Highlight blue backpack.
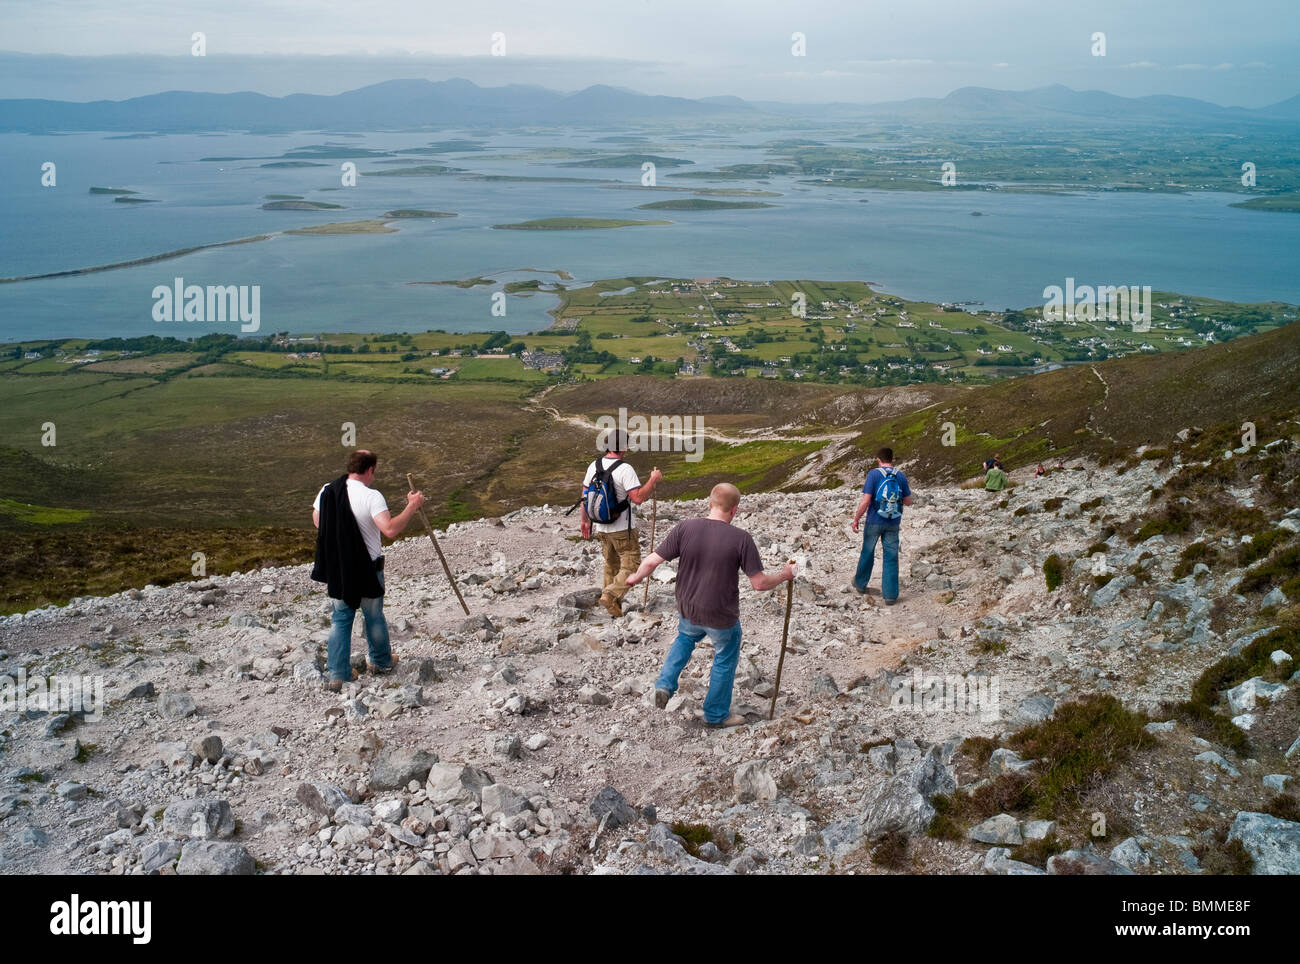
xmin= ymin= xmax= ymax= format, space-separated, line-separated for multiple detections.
xmin=873 ymin=467 xmax=904 ymax=520
xmin=583 ymin=458 xmax=631 ymax=529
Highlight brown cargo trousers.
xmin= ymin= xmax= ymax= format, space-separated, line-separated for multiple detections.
xmin=597 ymin=529 xmax=642 ymax=603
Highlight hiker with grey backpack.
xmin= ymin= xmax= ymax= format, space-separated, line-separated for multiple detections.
xmin=851 ymin=446 xmax=913 ymax=604
xmin=570 ymin=429 xmax=661 ymax=618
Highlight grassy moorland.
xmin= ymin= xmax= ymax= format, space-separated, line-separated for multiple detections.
xmin=1 ymin=278 xmax=1296 ymax=612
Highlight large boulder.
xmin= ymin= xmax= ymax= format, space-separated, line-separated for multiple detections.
xmin=969 ymin=813 xmax=1023 ymax=846
xmin=590 ymin=786 xmax=638 ymax=829
xmin=295 ymin=781 xmax=350 ymax=816
xmin=733 ymin=761 xmax=778 ymax=803
xmin=1228 ymin=812 xmax=1300 ymax=874
xmin=161 ymin=798 xmax=235 ymax=840
xmin=425 ymin=763 xmax=494 ymax=808
xmin=860 ymin=745 xmax=955 ymax=840
xmin=158 ymin=691 xmax=197 ymax=719
xmin=1046 ymin=848 xmax=1136 ymax=875
xmin=176 ymin=841 xmax=255 ymax=875
xmin=370 ymin=747 xmax=439 ymax=790
xmin=1223 ymin=677 xmax=1289 ymax=716
xmin=480 ymin=784 xmax=530 ymax=820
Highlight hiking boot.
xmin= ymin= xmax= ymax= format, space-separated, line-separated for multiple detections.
xmin=884 ymin=597 xmax=898 ymax=606
xmin=850 ymin=582 xmax=866 ymax=595
xmin=599 ymin=593 xmax=622 ymax=618
xmin=654 ymin=688 xmax=671 ymax=709
xmin=368 ymin=654 xmax=398 ymax=675
xmin=705 ymin=713 xmax=746 ymax=729
xmin=325 ymin=670 xmax=358 ymax=693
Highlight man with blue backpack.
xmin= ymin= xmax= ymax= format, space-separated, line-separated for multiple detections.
xmin=578 ymin=429 xmax=662 ymax=618
xmin=851 ymin=446 xmax=913 ymax=604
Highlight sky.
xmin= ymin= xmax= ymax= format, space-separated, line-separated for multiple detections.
xmin=0 ymin=0 xmax=1296 ymax=107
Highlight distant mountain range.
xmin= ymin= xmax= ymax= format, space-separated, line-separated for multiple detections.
xmin=1 ymin=78 xmax=1297 ymax=132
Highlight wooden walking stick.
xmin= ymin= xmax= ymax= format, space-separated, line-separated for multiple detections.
xmin=641 ymin=483 xmax=658 ymax=608
xmin=768 ymin=560 xmax=797 ymax=721
xmin=406 ymin=472 xmax=470 ymax=616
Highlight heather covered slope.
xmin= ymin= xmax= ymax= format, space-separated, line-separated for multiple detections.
xmin=831 ymin=322 xmax=1300 ymax=483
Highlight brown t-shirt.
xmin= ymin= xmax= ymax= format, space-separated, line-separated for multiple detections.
xmin=655 ymin=518 xmax=765 ymax=629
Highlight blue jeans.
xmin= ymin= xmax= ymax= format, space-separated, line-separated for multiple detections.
xmin=854 ymin=524 xmax=900 ymax=600
xmin=655 ymin=617 xmax=742 ymax=724
xmin=327 ymin=570 xmax=390 ymax=681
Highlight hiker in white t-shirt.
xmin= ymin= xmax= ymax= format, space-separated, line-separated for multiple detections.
xmin=579 ymin=430 xmax=661 ymax=618
xmin=312 ymin=450 xmax=425 ymax=691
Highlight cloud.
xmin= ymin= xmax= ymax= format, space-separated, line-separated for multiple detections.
xmin=1174 ymin=63 xmax=1208 ymax=70
xmin=992 ymin=62 xmax=1010 ymax=69
xmin=1211 ymin=62 xmax=1234 ymax=71
xmin=1121 ymin=60 xmax=1158 ymax=69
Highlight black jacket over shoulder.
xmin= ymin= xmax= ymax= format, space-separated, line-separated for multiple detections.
xmin=311 ymin=475 xmax=383 ymax=607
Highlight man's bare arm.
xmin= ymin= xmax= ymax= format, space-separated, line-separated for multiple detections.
xmin=375 ymin=491 xmax=426 ymax=540
xmin=852 ymin=493 xmax=872 ymax=531
xmin=627 ymin=468 xmax=663 ymax=506
xmin=626 ymin=552 xmax=665 ymax=586
xmin=749 ymin=562 xmax=797 ymax=592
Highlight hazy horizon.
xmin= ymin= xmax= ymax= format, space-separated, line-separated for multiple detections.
xmin=1 ymin=0 xmax=1297 ymax=107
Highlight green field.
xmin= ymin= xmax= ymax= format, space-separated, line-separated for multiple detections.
xmin=2 ymin=278 xmax=1295 ymax=612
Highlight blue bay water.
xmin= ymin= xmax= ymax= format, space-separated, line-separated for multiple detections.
xmin=1 ymin=129 xmax=1298 ymax=342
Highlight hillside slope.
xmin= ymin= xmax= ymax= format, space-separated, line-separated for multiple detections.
xmin=1 ymin=423 xmax=1297 ymax=875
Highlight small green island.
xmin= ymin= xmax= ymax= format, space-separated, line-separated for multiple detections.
xmin=362 ymin=164 xmax=462 ymax=177
xmin=89 ymin=187 xmax=137 ymax=195
xmin=1230 ymin=195 xmax=1300 ymax=213
xmin=381 ymin=209 xmax=457 ymax=218
xmin=261 ymin=200 xmax=345 ymax=211
xmin=284 ymin=220 xmax=398 ymax=235
xmin=460 ymin=174 xmax=610 ymax=184
xmin=559 ymin=154 xmax=694 ymax=169
xmin=601 ymin=185 xmax=782 ymax=198
xmin=503 ymin=279 xmax=545 ymax=293
xmin=423 ymin=276 xmax=497 ymax=288
xmin=114 ymin=196 xmax=160 ymax=204
xmin=636 ymin=199 xmax=776 ymax=211
xmin=492 ymin=218 xmax=672 ymax=230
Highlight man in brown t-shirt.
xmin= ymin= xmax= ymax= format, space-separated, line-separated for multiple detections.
xmin=627 ymin=483 xmax=796 ymax=728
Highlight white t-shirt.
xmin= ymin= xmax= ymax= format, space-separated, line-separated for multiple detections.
xmin=314 ymin=479 xmax=389 ymax=561
xmin=583 ymin=457 xmax=641 ymax=533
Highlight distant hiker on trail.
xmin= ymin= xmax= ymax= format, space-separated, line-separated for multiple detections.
xmin=312 ymin=450 xmax=426 ymax=692
xmin=627 ymin=483 xmax=795 ymax=729
xmin=578 ymin=430 xmax=661 ymax=618
xmin=983 ymin=453 xmax=1004 ymax=472
xmin=1056 ymin=457 xmax=1065 ymax=471
xmin=851 ymin=447 xmax=913 ymax=604
xmin=1035 ymin=462 xmax=1046 ymax=479
xmin=984 ymin=462 xmax=1009 ymax=491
